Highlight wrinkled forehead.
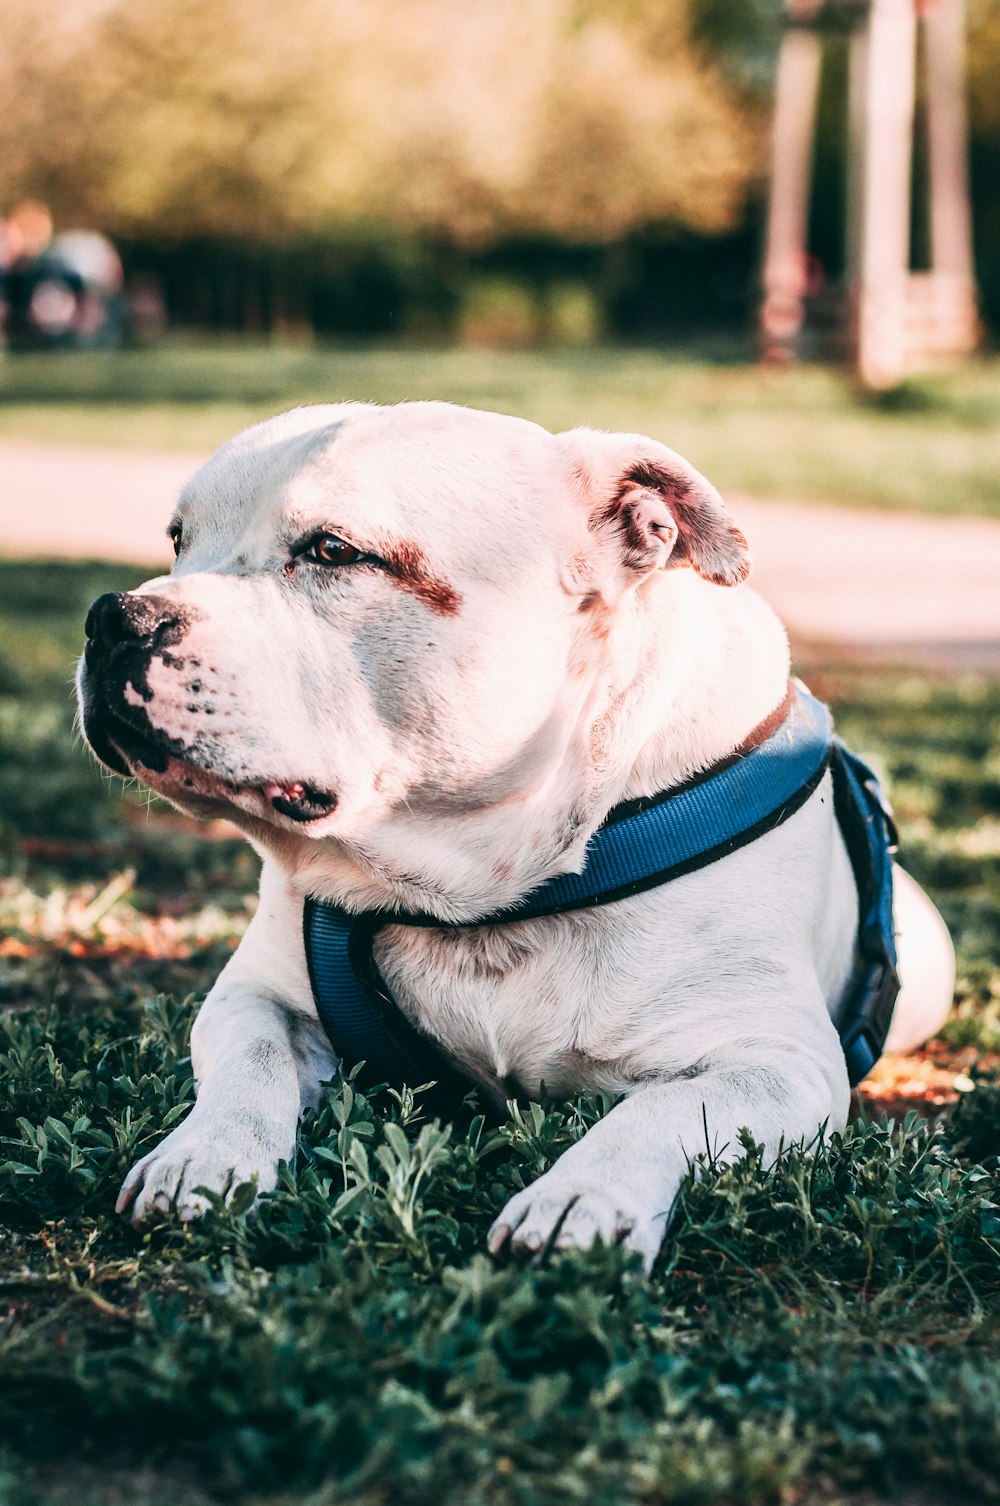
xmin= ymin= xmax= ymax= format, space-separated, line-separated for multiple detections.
xmin=176 ymin=401 xmax=568 ymax=562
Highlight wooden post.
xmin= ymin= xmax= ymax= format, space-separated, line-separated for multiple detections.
xmin=924 ymin=0 xmax=978 ymax=354
xmin=759 ymin=7 xmax=823 ymax=362
xmin=759 ymin=0 xmax=977 ymax=383
xmin=844 ymin=16 xmax=869 ymax=326
xmin=853 ymin=0 xmax=918 ymax=389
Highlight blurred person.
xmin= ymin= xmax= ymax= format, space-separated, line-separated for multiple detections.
xmin=50 ymin=228 xmax=126 ymax=346
xmin=0 ymin=201 xmax=127 ymax=349
xmin=1 ymin=200 xmax=81 ymax=347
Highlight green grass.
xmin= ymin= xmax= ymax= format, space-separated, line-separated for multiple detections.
xmin=1 ymin=559 xmax=999 ymax=1506
xmin=2 ymin=343 xmax=1000 ymax=515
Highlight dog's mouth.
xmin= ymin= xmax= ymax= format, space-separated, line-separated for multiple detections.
xmin=81 ymin=691 xmax=337 ymax=828
xmin=260 ymin=781 xmax=337 ymax=823
xmin=83 ymin=698 xmax=170 ymax=779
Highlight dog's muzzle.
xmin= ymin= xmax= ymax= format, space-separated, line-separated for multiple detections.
xmin=79 ymin=591 xmax=339 ymax=824
xmin=80 ymin=591 xmax=189 ymax=775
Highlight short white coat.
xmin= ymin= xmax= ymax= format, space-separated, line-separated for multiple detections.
xmin=77 ymin=402 xmax=954 ymax=1269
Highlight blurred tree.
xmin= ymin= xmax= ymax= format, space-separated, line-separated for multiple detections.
xmin=966 ymin=0 xmax=1000 ymax=324
xmin=960 ymin=0 xmax=1000 ymax=135
xmin=0 ymin=0 xmax=761 ymax=245
xmin=0 ymin=0 xmax=359 ymax=240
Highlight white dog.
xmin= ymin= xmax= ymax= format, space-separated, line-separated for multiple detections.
xmin=77 ymin=401 xmax=955 ymax=1270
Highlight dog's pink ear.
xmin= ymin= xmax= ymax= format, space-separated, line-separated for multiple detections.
xmin=558 ymin=427 xmax=751 ymax=588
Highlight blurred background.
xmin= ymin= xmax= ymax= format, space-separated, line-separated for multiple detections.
xmin=0 ymin=0 xmax=997 ymax=353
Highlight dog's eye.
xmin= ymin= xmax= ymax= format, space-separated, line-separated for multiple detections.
xmin=169 ymin=525 xmax=182 ymax=559
xmin=301 ymin=533 xmax=364 ymax=567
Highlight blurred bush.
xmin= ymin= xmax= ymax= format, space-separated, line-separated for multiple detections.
xmin=460 ymin=278 xmax=543 ymax=348
xmin=0 ymin=0 xmax=758 ymax=246
xmin=3 ymin=0 xmax=999 ymax=343
xmin=544 ymin=281 xmax=606 ymax=346
xmin=0 ymin=0 xmax=765 ymax=342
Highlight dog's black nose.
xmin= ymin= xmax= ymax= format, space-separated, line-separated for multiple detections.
xmin=84 ymin=592 xmax=182 ymax=664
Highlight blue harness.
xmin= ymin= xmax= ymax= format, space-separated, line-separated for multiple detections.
xmin=303 ymin=683 xmax=900 ymax=1113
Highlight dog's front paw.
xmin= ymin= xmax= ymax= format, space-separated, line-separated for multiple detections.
xmin=487 ymin=1171 xmax=667 ymax=1275
xmin=116 ymin=1116 xmax=282 ymax=1225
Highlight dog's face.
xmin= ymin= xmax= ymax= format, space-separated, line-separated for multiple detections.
xmin=78 ymin=401 xmax=748 ymax=904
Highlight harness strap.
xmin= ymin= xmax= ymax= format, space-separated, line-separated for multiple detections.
xmin=304 ymin=684 xmax=899 ymax=1108
xmin=830 ymin=741 xmax=900 ymax=1086
xmin=391 ymin=682 xmax=832 ymax=926
xmin=302 ymin=907 xmax=473 ymax=1116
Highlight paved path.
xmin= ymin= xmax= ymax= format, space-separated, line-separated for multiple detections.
xmin=1 ymin=439 xmax=998 ymax=666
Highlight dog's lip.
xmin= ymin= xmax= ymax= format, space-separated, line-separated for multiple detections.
xmin=117 ymin=746 xmax=338 ymax=828
xmin=87 ymin=707 xmax=338 ymax=826
xmin=157 ymin=766 xmax=338 ymax=827
xmin=83 ymin=699 xmax=168 ymax=778
xmin=261 ymin=781 xmax=338 ymax=823
xmin=135 ymin=753 xmax=338 ymax=827
xmin=81 ymin=681 xmax=338 ymax=827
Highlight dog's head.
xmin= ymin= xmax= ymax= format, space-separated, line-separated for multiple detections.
xmin=78 ymin=401 xmax=750 ymax=913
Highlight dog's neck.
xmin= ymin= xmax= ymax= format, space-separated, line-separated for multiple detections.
xmin=278 ymin=569 xmax=792 ymax=922
xmin=612 ymin=572 xmax=791 ymax=802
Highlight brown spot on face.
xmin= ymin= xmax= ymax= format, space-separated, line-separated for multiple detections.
xmin=563 ymin=550 xmax=592 ymax=593
xmin=589 ymin=717 xmax=612 ymax=763
xmin=380 ymin=540 xmax=463 ymax=617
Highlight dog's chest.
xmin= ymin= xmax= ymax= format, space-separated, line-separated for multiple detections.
xmin=371 ymin=894 xmax=756 ymax=1100
xmin=366 ymin=779 xmax=858 ymax=1100
xmin=374 ymin=912 xmax=634 ymax=1097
